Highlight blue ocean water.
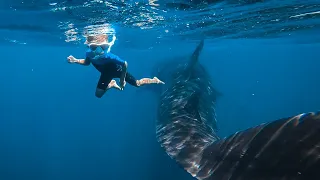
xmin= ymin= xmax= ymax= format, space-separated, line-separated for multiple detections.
xmin=0 ymin=0 xmax=320 ymax=180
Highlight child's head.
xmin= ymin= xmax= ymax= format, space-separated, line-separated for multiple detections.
xmin=84 ymin=34 xmax=108 ymax=45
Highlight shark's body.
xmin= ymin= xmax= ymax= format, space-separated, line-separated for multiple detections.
xmin=155 ymin=40 xmax=320 ymax=180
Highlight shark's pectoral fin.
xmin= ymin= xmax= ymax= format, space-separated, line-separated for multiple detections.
xmin=215 ymin=90 xmax=223 ymax=99
xmin=196 ymin=112 xmax=320 ymax=180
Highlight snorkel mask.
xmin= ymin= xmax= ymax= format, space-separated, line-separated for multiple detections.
xmin=89 ymin=44 xmax=108 ymax=55
xmin=85 ymin=34 xmax=116 ymax=55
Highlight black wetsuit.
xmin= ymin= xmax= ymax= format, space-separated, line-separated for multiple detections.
xmin=86 ymin=49 xmax=138 ymax=90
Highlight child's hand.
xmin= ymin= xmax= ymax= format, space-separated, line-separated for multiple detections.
xmin=67 ymin=55 xmax=77 ymax=63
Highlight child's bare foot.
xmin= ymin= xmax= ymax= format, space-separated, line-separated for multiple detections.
xmin=108 ymin=80 xmax=121 ymax=90
xmin=153 ymin=77 xmax=165 ymax=84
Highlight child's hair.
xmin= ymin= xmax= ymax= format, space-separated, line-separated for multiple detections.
xmin=86 ymin=34 xmax=108 ymax=44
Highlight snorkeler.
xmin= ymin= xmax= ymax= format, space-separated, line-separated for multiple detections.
xmin=67 ymin=34 xmax=165 ymax=98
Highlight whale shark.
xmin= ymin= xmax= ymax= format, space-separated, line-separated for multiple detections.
xmin=155 ymin=40 xmax=320 ymax=180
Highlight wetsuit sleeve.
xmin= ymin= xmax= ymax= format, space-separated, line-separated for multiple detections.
xmin=84 ymin=50 xmax=93 ymax=65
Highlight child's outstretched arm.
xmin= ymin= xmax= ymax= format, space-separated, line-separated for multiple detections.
xmin=67 ymin=55 xmax=90 ymax=66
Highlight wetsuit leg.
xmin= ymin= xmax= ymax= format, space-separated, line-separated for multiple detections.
xmin=96 ymin=73 xmax=113 ymax=98
xmin=125 ymin=72 xmax=139 ymax=87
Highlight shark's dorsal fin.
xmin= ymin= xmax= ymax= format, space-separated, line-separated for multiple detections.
xmin=185 ymin=39 xmax=204 ymax=79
